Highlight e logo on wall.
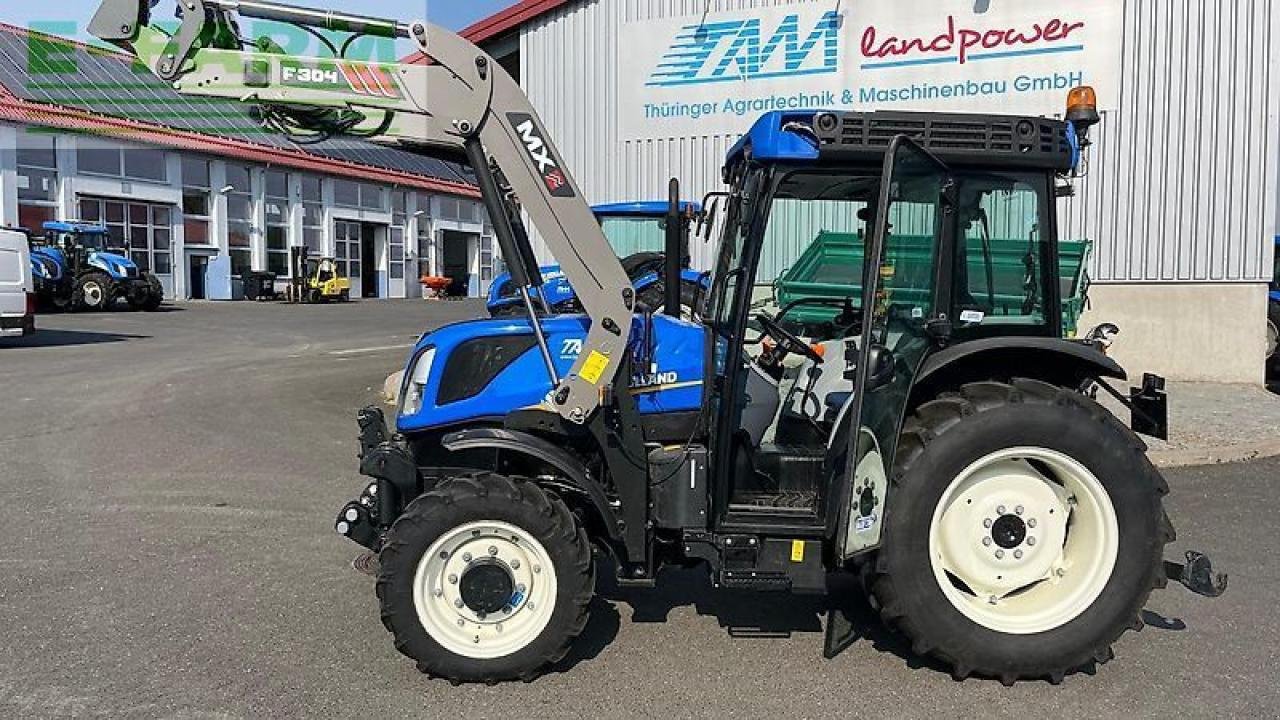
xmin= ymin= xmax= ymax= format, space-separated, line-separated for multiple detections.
xmin=618 ymin=0 xmax=1122 ymax=141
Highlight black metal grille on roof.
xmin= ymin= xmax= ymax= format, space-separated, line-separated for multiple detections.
xmin=812 ymin=111 xmax=1074 ymax=171
xmin=0 ymin=27 xmax=476 ymax=187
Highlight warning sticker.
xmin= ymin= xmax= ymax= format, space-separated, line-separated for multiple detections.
xmin=579 ymin=351 xmax=610 ymax=384
xmin=790 ymin=540 xmax=805 ymax=563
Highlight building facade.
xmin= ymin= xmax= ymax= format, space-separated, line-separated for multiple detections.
xmin=0 ymin=24 xmax=497 ymax=301
xmin=434 ymin=0 xmax=1280 ymax=383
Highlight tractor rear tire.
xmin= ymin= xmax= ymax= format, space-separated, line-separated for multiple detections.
xmin=376 ymin=472 xmax=594 ymax=683
xmin=868 ymin=379 xmax=1171 ymax=685
xmin=74 ymin=272 xmax=113 ymax=312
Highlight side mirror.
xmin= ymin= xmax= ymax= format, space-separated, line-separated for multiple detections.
xmin=864 ymin=344 xmax=896 ymax=391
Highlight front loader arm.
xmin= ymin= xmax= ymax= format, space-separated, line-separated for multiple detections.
xmin=90 ymin=0 xmax=634 ymax=423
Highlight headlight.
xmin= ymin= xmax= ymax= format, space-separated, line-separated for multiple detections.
xmin=399 ymin=347 xmax=436 ymax=417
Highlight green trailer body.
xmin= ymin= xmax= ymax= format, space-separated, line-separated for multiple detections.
xmin=774 ymin=231 xmax=1092 ymax=335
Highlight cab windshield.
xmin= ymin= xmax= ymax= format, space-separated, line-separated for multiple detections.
xmin=599 ymin=216 xmax=669 ymax=256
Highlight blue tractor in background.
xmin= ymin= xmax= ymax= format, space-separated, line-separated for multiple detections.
xmin=28 ymin=221 xmax=164 ymax=312
xmin=486 ymin=201 xmax=708 ymax=317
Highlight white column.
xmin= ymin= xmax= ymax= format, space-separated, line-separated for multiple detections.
xmin=250 ymin=166 xmax=266 ymax=271
xmin=55 ymin=133 xmax=77 ymax=220
xmin=168 ymin=152 xmax=186 ymax=299
xmin=321 ymin=177 xmax=336 ymax=257
xmin=209 ymin=161 xmax=228 ymax=254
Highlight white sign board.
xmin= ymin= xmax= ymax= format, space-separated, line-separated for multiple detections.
xmin=618 ymin=0 xmax=1123 ymax=140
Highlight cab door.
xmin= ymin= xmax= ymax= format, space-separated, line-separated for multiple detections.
xmin=825 ymin=136 xmax=952 ymax=655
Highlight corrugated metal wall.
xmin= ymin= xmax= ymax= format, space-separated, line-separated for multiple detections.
xmin=520 ymin=0 xmax=1280 ymax=284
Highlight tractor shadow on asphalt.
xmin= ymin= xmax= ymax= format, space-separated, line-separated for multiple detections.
xmin=0 ymin=328 xmax=148 ymax=348
xmin=556 ymin=560 xmax=1191 ymax=680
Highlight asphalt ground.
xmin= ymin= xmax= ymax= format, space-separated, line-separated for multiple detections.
xmin=1 ymin=300 xmax=1276 ymax=719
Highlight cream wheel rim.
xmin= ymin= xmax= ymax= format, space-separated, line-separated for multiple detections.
xmin=412 ymin=520 xmax=557 ymax=659
xmin=928 ymin=447 xmax=1119 ymax=635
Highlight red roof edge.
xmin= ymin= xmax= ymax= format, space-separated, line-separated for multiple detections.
xmin=402 ymin=0 xmax=572 ymax=65
xmin=0 ymin=96 xmax=479 ymax=198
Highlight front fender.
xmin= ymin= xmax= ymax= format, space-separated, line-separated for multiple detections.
xmin=440 ymin=428 xmax=622 ymax=544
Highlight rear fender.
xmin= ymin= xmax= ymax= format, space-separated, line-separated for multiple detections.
xmin=912 ymin=337 xmax=1126 ymax=407
xmin=439 ymin=428 xmax=622 ymax=546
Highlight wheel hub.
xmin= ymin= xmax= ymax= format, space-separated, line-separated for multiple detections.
xmin=990 ymin=514 xmax=1027 ymax=549
xmin=412 ymin=520 xmax=558 ymax=660
xmin=929 ymin=448 xmax=1120 ymax=634
xmin=459 ymin=561 xmax=514 ymax=614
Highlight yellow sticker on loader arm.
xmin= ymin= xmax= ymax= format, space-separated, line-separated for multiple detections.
xmin=579 ymin=351 xmax=610 ymax=385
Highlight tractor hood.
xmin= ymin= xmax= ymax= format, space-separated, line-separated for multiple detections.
xmin=396 ymin=313 xmax=706 ymax=433
xmin=29 ymin=246 xmax=66 ymax=281
xmin=89 ymin=250 xmax=139 ymax=279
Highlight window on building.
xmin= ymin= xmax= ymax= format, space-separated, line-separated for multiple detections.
xmin=16 ymin=132 xmax=58 ymax=232
xmin=79 ymin=197 xmax=173 ymax=274
xmin=264 ymin=169 xmax=290 ymax=277
xmin=335 ymin=220 xmax=362 ymax=280
xmin=479 ymin=230 xmax=494 ymax=289
xmin=301 ymin=176 xmax=324 ymax=252
xmin=333 ymin=179 xmax=384 ymax=210
xmin=225 ymin=164 xmax=254 ymax=276
xmin=77 ymin=140 xmax=168 ymax=182
xmin=390 ymin=190 xmax=407 ymax=281
xmin=181 ymin=157 xmax=212 ymax=245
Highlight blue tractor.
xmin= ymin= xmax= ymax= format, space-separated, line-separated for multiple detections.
xmin=28 ymin=221 xmax=164 ymax=312
xmin=102 ymin=0 xmax=1226 ymax=686
xmin=486 ymin=200 xmax=708 ymax=317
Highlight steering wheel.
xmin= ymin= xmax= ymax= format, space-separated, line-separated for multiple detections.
xmin=756 ymin=313 xmax=824 ymax=364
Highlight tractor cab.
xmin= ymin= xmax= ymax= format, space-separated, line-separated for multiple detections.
xmin=699 ymin=109 xmax=1077 ymax=537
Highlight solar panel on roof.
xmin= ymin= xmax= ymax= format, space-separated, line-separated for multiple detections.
xmin=0 ymin=26 xmax=474 ymax=187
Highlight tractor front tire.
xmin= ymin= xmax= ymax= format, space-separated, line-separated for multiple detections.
xmin=869 ymin=379 xmax=1171 ymax=685
xmin=376 ymin=472 xmax=594 ymax=683
xmin=74 ymin=272 xmax=113 ymax=312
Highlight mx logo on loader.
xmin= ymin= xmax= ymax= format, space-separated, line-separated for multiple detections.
xmin=508 ymin=113 xmax=574 ymax=197
xmin=647 ymin=10 xmax=840 ymax=87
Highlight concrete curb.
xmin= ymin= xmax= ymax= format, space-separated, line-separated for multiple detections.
xmin=381 ymin=372 xmax=1279 ymax=469
xmin=1148 ymin=437 xmax=1280 ymax=469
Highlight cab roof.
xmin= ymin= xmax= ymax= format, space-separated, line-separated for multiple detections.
xmin=592 ymin=201 xmax=701 ymax=217
xmin=43 ymin=221 xmax=109 ymax=234
xmin=725 ymin=110 xmax=1077 ymax=177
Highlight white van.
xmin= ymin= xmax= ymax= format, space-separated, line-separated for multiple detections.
xmin=1 ymin=228 xmax=36 ymax=338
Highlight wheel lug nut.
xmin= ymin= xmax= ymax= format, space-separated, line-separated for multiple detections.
xmin=456 ymin=618 xmax=465 ymax=627
xmin=527 ymin=601 xmax=535 ymax=610
xmin=997 ymin=505 xmax=1006 ymax=515
xmin=1055 ymin=568 xmax=1066 ymax=577
xmin=454 ymin=598 xmax=464 ymax=608
xmin=1027 ymin=537 xmax=1036 ymax=546
xmin=995 ymin=550 xmax=1004 ymax=559
xmin=495 ymin=623 xmax=503 ymax=632
xmin=982 ymin=537 xmax=992 ymax=546
xmin=1028 ymin=519 xmax=1037 ymax=528
xmin=1014 ymin=550 xmax=1023 ymax=559
xmin=448 ymin=574 xmax=457 ymax=584
xmin=1015 ymin=505 xmax=1024 ymax=515
xmin=987 ymin=596 xmax=998 ymax=605
xmin=462 ymin=552 xmax=472 ymax=562
xmin=502 ymin=605 xmax=512 ymax=614
xmin=488 ymin=546 xmax=498 ymax=556
xmin=477 ymin=611 xmax=486 ymax=620
xmin=533 ymin=565 xmax=541 ymax=574
xmin=510 ymin=559 xmax=520 ymax=570
xmin=434 ymin=588 xmax=443 ymax=598
xmin=983 ymin=518 xmax=993 ymax=528
xmin=516 ymin=583 xmax=526 ymax=594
